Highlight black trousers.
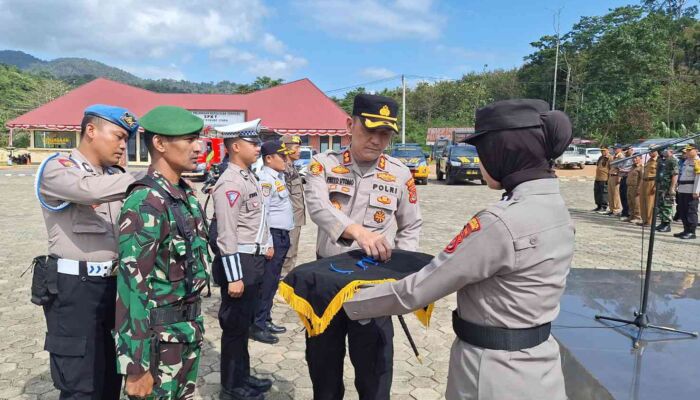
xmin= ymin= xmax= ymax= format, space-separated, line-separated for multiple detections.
xmin=594 ymin=180 xmax=608 ymax=208
xmin=620 ymin=177 xmax=629 ymax=216
xmin=43 ymin=270 xmax=121 ymax=400
xmin=305 ymin=311 xmax=394 ymax=400
xmin=254 ymin=228 xmax=291 ymax=330
xmin=219 ymin=253 xmax=264 ymax=390
xmin=677 ymin=192 xmax=699 ymax=233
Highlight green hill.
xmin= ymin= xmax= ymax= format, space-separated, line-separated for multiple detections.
xmin=26 ymin=57 xmax=141 ymax=85
xmin=0 ymin=50 xmax=45 ymax=69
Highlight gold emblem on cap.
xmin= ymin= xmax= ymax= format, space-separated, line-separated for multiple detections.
xmin=379 ymin=105 xmax=391 ymax=117
xmin=121 ymin=113 xmax=136 ymax=128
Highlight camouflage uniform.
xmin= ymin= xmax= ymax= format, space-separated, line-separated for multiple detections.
xmin=657 ymin=156 xmax=679 ymax=224
xmin=115 ymin=169 xmax=210 ymax=399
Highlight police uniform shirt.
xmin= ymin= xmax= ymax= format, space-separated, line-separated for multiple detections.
xmin=344 ymin=178 xmax=573 ymax=399
xmin=259 ymin=165 xmax=295 ymax=231
xmin=678 ymin=155 xmax=700 ymax=194
xmin=211 ymin=162 xmax=272 ymax=281
xmin=304 ymin=148 xmax=422 ymax=258
xmin=284 ymin=162 xmax=306 ymax=227
xmin=39 ymin=149 xmax=139 ymax=262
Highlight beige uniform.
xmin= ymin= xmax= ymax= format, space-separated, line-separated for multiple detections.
xmin=344 ymin=179 xmax=574 ymax=400
xmin=607 ymin=152 xmax=624 ymax=214
xmin=304 ymin=149 xmax=422 ymax=257
xmin=282 ymin=161 xmax=306 ymax=273
xmin=640 ymin=156 xmax=658 ymax=224
xmin=626 ymin=163 xmax=643 ymax=220
xmin=38 ymin=149 xmax=138 ymax=262
xmin=211 ymin=163 xmax=271 ymax=282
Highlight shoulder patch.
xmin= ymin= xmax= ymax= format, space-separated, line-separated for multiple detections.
xmin=444 ymin=216 xmax=481 ymax=254
xmin=406 ymin=178 xmax=418 ymax=204
xmin=261 ymin=183 xmax=272 ymax=197
xmin=310 ymin=161 xmax=324 ymax=176
xmin=57 ymin=158 xmax=79 ymax=169
xmin=226 ymin=190 xmax=240 ymax=207
xmin=694 ymin=159 xmax=700 ymax=174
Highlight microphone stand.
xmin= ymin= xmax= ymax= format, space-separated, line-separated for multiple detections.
xmin=594 ymin=134 xmax=700 ymax=349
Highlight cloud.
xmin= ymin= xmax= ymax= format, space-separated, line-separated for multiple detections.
xmin=210 ymin=48 xmax=308 ymax=79
xmin=361 ymin=67 xmax=397 ymax=79
xmin=120 ymin=64 xmax=186 ymax=80
xmin=293 ymin=0 xmax=445 ymax=41
xmin=0 ymin=0 xmax=307 ymax=80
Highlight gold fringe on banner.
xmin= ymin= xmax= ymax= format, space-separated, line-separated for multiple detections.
xmin=278 ymin=279 xmax=434 ymax=336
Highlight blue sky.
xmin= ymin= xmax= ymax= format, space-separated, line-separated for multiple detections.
xmin=0 ymin=0 xmax=632 ymax=94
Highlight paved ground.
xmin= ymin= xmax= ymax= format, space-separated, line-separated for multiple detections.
xmin=0 ymin=170 xmax=698 ymax=399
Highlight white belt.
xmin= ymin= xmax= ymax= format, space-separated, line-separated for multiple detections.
xmin=238 ymin=244 xmax=269 ymax=255
xmin=57 ymin=259 xmax=115 ymax=277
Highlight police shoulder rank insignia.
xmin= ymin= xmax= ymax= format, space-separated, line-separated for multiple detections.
xmin=342 ymin=150 xmax=352 ymax=165
xmin=695 ymin=159 xmax=700 ymax=174
xmin=57 ymin=158 xmax=78 ymax=168
xmin=444 ymin=216 xmax=481 ymax=254
xmin=377 ymin=195 xmax=391 ymax=205
xmin=261 ymin=183 xmax=272 ymax=197
xmin=226 ymin=190 xmax=240 ymax=207
xmin=310 ymin=161 xmax=324 ymax=176
xmin=406 ymin=178 xmax=418 ymax=204
xmin=374 ymin=210 xmax=386 ymax=223
xmin=377 ymin=172 xmax=396 ymax=182
xmin=332 ymin=165 xmax=350 ymax=174
xmin=378 ymin=155 xmax=386 ymax=170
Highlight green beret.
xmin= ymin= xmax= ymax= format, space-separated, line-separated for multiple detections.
xmin=140 ymin=106 xmax=203 ymax=136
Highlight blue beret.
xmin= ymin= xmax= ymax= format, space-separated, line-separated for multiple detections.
xmin=84 ymin=104 xmax=139 ymax=136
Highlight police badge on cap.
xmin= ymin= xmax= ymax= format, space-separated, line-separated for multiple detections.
xmin=353 ymin=94 xmax=399 ymax=134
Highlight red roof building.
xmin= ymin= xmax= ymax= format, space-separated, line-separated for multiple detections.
xmin=6 ymin=77 xmax=350 ymax=164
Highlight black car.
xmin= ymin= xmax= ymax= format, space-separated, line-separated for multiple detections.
xmin=436 ymin=145 xmax=485 ymax=185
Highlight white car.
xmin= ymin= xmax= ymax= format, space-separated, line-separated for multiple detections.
xmin=584 ymin=148 xmax=602 ymax=165
xmin=555 ymin=145 xmax=587 ymax=169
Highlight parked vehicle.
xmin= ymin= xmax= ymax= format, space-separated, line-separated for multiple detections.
xmin=183 ymin=137 xmax=225 ymax=180
xmin=584 ymin=148 xmax=602 ymax=165
xmin=391 ymin=145 xmax=429 ymax=184
xmin=555 ymin=145 xmax=586 ymax=169
xmin=437 ymin=144 xmax=484 ymax=185
xmin=295 ymin=146 xmax=316 ymax=182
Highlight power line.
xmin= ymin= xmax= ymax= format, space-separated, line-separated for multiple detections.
xmin=323 ymin=76 xmax=402 ymax=94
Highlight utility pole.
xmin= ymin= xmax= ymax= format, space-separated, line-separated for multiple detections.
xmin=551 ymin=8 xmax=561 ymax=111
xmin=401 ymin=74 xmax=406 ymax=144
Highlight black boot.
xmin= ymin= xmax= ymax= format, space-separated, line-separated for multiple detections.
xmin=679 ymin=232 xmax=697 ymax=239
xmin=245 ymin=376 xmax=272 ymax=392
xmin=250 ymin=327 xmax=279 ymax=344
xmin=220 ymin=386 xmax=263 ymax=400
xmin=592 ymin=206 xmax=602 ymax=212
xmin=655 ymin=223 xmax=671 ymax=232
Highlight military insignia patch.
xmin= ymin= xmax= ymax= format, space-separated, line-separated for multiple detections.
xmin=276 ymin=184 xmax=286 ymax=192
xmin=379 ymin=105 xmax=390 ymax=117
xmin=444 ymin=216 xmax=481 ymax=254
xmin=377 ymin=195 xmax=391 ymax=205
xmin=332 ymin=165 xmax=350 ymax=174
xmin=406 ymin=178 xmax=418 ymax=204
xmin=328 ymin=184 xmax=338 ymax=191
xmin=377 ymin=172 xmax=396 ymax=182
xmin=341 ymin=187 xmax=351 ymax=193
xmin=261 ymin=183 xmax=272 ymax=197
xmin=378 ymin=155 xmax=386 ymax=170
xmin=57 ymin=158 xmax=78 ymax=168
xmin=310 ymin=161 xmax=324 ymax=176
xmin=121 ymin=112 xmax=136 ymax=128
xmin=342 ymin=150 xmax=352 ymax=165
xmin=374 ymin=210 xmax=386 ymax=223
xmin=331 ymin=199 xmax=342 ymax=210
xmin=226 ymin=190 xmax=240 ymax=207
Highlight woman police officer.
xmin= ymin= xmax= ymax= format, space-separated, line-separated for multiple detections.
xmin=343 ymin=99 xmax=575 ymax=400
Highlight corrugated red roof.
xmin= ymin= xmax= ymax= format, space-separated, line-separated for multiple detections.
xmin=7 ymin=77 xmax=350 ymax=135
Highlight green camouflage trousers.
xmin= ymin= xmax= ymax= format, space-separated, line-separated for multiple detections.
xmin=657 ymin=189 xmax=675 ymax=223
xmin=132 ymin=341 xmax=201 ymax=400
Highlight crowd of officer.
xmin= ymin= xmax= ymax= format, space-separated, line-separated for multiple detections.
xmin=30 ymin=93 xmax=581 ymax=400
xmin=593 ymin=143 xmax=700 ymax=239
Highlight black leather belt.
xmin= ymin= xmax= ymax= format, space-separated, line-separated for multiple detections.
xmin=452 ymin=310 xmax=551 ymax=351
xmin=679 ymin=180 xmax=694 ymax=184
xmin=150 ymin=300 xmax=201 ymax=326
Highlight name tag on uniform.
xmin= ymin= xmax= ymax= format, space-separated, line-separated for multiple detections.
xmin=372 ymin=183 xmax=398 ymax=195
xmin=327 ymin=176 xmax=355 ymax=186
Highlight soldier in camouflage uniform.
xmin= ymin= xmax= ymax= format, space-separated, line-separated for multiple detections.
xmin=115 ymin=106 xmax=210 ymax=399
xmin=655 ymin=148 xmax=679 ymax=232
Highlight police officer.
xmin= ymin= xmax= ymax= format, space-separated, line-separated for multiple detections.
xmin=281 ymin=135 xmax=306 ymax=275
xmin=304 ymin=94 xmax=423 ymax=400
xmin=656 ymin=148 xmax=679 ymax=232
xmin=35 ymin=104 xmax=139 ymax=400
xmin=252 ymin=140 xmax=294 ymax=343
xmin=674 ymin=144 xmax=700 ymax=239
xmin=211 ymin=120 xmax=273 ymax=400
xmin=344 ymin=99 xmax=574 ymax=400
xmin=115 ymin=106 xmax=210 ymax=399
xmin=606 ymin=144 xmax=624 ymax=216
xmin=593 ymin=145 xmax=612 ymax=213
xmin=639 ymin=148 xmax=658 ymax=226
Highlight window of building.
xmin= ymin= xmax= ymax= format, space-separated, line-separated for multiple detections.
xmin=127 ymin=133 xmax=137 ymax=162
xmin=33 ymin=131 xmax=77 ymax=149
xmin=331 ymin=136 xmax=342 ymax=151
xmin=299 ymin=135 xmax=310 ymax=146
xmin=139 ymin=132 xmax=149 ymax=162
